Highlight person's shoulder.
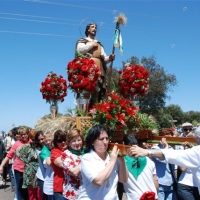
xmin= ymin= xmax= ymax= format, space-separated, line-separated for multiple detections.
xmin=62 ymin=149 xmax=72 ymax=156
xmin=192 ymin=145 xmax=200 ymax=151
xmin=6 ymin=136 xmax=11 ymax=141
xmin=151 ymin=144 xmax=160 ymax=150
xmin=77 ymin=38 xmax=89 ymax=43
xmin=82 ymin=151 xmax=91 ymax=157
xmin=51 ymin=147 xmax=60 ymax=153
xmin=41 ymin=145 xmax=49 ymax=152
xmin=12 ymin=140 xmax=21 ymax=146
xmin=146 ymin=157 xmax=156 ymax=166
xmin=82 ymin=151 xmax=94 ymax=159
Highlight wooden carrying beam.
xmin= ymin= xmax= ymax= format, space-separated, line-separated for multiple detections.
xmin=148 ymin=135 xmax=196 ymax=144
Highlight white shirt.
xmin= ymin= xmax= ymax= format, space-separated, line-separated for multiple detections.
xmin=36 ymin=149 xmax=45 ymax=181
xmin=43 ymin=158 xmax=54 ymax=195
xmin=78 ymin=150 xmax=119 ymax=200
xmin=11 ymin=138 xmax=16 ymax=164
xmin=123 ymin=157 xmax=158 ymax=200
xmin=161 ymin=146 xmax=200 ymax=192
xmin=178 ymin=168 xmax=197 ymax=187
xmin=77 ymin=37 xmax=110 ymax=63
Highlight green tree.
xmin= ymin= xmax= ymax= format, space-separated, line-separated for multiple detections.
xmin=164 ymin=104 xmax=184 ymax=125
xmin=156 ymin=108 xmax=173 ymax=128
xmin=183 ymin=111 xmax=200 ymax=124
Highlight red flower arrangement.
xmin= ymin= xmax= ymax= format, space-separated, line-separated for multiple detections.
xmin=118 ymin=64 xmax=149 ymax=98
xmin=40 ymin=71 xmax=67 ymax=105
xmin=67 ymin=58 xmax=100 ymax=94
xmin=89 ymin=92 xmax=140 ymax=132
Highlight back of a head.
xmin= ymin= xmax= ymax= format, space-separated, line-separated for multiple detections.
xmin=11 ymin=127 xmax=19 ymax=137
xmin=29 ymin=129 xmax=36 ymax=140
xmin=123 ymin=133 xmax=138 ymax=146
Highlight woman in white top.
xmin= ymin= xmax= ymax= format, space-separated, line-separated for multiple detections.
xmin=78 ymin=125 xmax=128 ymax=200
xmin=39 ymin=132 xmax=54 ymax=200
xmin=34 ymin=131 xmax=46 ymax=199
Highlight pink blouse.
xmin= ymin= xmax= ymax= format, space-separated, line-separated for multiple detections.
xmin=7 ymin=139 xmax=32 ymax=172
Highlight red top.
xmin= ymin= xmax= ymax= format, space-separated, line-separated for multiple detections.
xmin=51 ymin=148 xmax=64 ymax=192
xmin=7 ymin=139 xmax=32 ymax=172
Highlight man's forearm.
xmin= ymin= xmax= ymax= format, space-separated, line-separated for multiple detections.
xmin=128 ymin=145 xmax=165 ymax=159
xmin=148 ymin=149 xmax=165 ymax=159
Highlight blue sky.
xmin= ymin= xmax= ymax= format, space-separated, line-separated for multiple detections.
xmin=0 ymin=0 xmax=200 ymax=132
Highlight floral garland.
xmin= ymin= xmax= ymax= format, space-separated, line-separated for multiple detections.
xmin=118 ymin=64 xmax=149 ymax=98
xmin=67 ymin=58 xmax=100 ymax=94
xmin=40 ymin=71 xmax=67 ymax=105
xmin=89 ymin=92 xmax=140 ymax=132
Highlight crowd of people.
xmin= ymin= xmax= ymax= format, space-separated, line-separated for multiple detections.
xmin=0 ymin=125 xmax=128 ymax=200
xmin=0 ymin=121 xmax=199 ymax=200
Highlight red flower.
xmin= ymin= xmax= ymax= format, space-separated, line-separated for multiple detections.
xmin=82 ymin=65 xmax=88 ymax=71
xmin=106 ymin=114 xmax=112 ymax=120
xmin=118 ymin=64 xmax=149 ymax=98
xmin=89 ymin=92 xmax=139 ymax=132
xmin=116 ymin=113 xmax=126 ymax=125
xmin=67 ymin=58 xmax=101 ymax=94
xmin=40 ymin=71 xmax=68 ymax=105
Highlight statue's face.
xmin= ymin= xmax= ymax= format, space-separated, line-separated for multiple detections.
xmin=88 ymin=24 xmax=97 ymax=36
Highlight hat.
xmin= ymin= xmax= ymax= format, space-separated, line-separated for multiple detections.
xmin=140 ymin=191 xmax=155 ymax=200
xmin=182 ymin=122 xmax=192 ymax=127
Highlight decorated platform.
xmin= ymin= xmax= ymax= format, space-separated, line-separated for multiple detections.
xmin=37 ymin=13 xmax=197 ymax=149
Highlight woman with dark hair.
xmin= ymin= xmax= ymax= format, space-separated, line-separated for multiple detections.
xmin=78 ymin=124 xmax=128 ymax=200
xmin=34 ymin=130 xmax=46 ymax=199
xmin=39 ymin=131 xmax=54 ymax=200
xmin=51 ymin=130 xmax=68 ymax=200
xmin=34 ymin=131 xmax=45 ymax=149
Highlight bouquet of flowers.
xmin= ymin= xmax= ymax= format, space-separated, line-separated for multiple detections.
xmin=40 ymin=71 xmax=67 ymax=105
xmin=89 ymin=92 xmax=140 ymax=133
xmin=67 ymin=58 xmax=100 ymax=94
xmin=118 ymin=64 xmax=149 ymax=98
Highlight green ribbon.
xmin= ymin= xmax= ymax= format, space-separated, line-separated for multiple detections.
xmin=125 ymin=156 xmax=147 ymax=179
xmin=114 ymin=29 xmax=119 ymax=47
xmin=113 ymin=29 xmax=123 ymax=55
xmin=68 ymin=146 xmax=84 ymax=156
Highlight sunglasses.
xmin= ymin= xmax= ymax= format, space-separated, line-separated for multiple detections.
xmin=57 ymin=139 xmax=66 ymax=143
xmin=183 ymin=128 xmax=192 ymax=132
